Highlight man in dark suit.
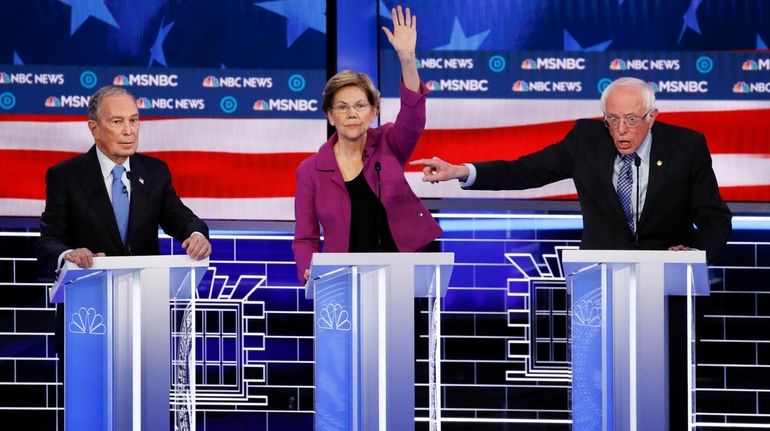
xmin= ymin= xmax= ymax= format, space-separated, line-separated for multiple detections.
xmin=412 ymin=76 xmax=731 ymax=429
xmin=36 ymin=85 xmax=211 ymax=426
xmin=37 ymin=85 xmax=211 ymax=272
xmin=411 ymin=76 xmax=731 ymax=260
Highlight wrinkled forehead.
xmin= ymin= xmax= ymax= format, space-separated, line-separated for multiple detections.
xmin=99 ymin=94 xmax=139 ymax=118
xmin=604 ymin=86 xmax=646 ymax=115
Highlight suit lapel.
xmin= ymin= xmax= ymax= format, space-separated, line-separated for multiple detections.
xmin=316 ymin=135 xmax=346 ymax=192
xmin=639 ymin=127 xmax=669 ymax=227
xmin=127 ymin=156 xmax=148 ymax=247
xmin=597 ymin=138 xmax=631 ymax=231
xmin=77 ymin=146 xmax=123 ymax=248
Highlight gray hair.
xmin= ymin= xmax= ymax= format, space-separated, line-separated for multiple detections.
xmin=88 ymin=85 xmax=136 ymax=121
xmin=600 ymin=77 xmax=656 ymax=113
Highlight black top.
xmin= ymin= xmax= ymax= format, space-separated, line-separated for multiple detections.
xmin=344 ymin=171 xmax=397 ymax=253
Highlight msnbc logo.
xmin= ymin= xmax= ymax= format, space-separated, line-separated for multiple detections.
xmin=512 ymin=81 xmax=530 ymax=92
xmin=609 ymin=59 xmax=627 ymax=70
xmin=426 ymin=80 xmax=440 ymax=91
xmin=135 ymin=97 xmax=150 ymax=109
xmin=113 ymin=75 xmax=129 ymax=86
xmin=202 ymin=76 xmax=220 ymax=87
xmin=732 ymin=82 xmax=750 ymax=93
xmin=0 ymin=72 xmax=9 ymax=84
xmin=252 ymin=100 xmax=269 ymax=111
xmin=45 ymin=97 xmax=63 ymax=107
xmin=520 ymin=59 xmax=537 ymax=70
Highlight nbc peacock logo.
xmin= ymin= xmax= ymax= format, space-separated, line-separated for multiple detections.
xmin=113 ymin=75 xmax=129 ymax=86
xmin=520 ymin=59 xmax=536 ymax=70
xmin=425 ymin=80 xmax=440 ymax=91
xmin=44 ymin=96 xmax=62 ymax=107
xmin=252 ymin=100 xmax=269 ymax=111
xmin=742 ymin=60 xmax=759 ymax=71
xmin=135 ymin=97 xmax=150 ymax=108
xmin=69 ymin=307 xmax=106 ymax=335
xmin=512 ymin=80 xmax=529 ymax=92
xmin=202 ymin=76 xmax=220 ymax=87
xmin=0 ymin=72 xmax=9 ymax=84
xmin=609 ymin=59 xmax=627 ymax=70
xmin=732 ymin=81 xmax=750 ymax=93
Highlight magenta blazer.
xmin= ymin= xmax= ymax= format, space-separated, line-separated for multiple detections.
xmin=293 ymin=82 xmax=442 ymax=282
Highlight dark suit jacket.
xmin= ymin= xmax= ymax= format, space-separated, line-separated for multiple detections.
xmin=36 ymin=145 xmax=209 ymax=273
xmin=471 ymin=119 xmax=732 ymax=262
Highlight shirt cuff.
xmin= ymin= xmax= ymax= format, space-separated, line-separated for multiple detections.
xmin=459 ymin=163 xmax=477 ymax=189
xmin=57 ymin=249 xmax=72 ymax=270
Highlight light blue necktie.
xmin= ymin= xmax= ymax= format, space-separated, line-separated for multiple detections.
xmin=111 ymin=165 xmax=129 ymax=243
xmin=616 ymin=154 xmax=635 ymax=233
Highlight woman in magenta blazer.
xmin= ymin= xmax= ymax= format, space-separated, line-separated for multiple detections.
xmin=293 ymin=6 xmax=441 ymax=282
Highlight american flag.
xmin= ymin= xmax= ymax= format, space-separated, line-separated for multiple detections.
xmin=1 ymin=0 xmax=769 ymax=222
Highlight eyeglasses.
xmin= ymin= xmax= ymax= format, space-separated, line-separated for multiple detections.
xmin=603 ymin=110 xmax=652 ymax=129
xmin=331 ymin=101 xmax=371 ymax=115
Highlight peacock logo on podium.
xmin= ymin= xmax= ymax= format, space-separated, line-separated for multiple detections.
xmin=68 ymin=307 xmax=107 ymax=335
xmin=317 ymin=303 xmax=351 ymax=331
xmin=572 ymin=293 xmax=602 ymax=328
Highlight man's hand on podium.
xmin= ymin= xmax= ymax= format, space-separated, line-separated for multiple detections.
xmin=182 ymin=232 xmax=212 ymax=260
xmin=64 ymin=248 xmax=105 ymax=268
xmin=668 ymin=245 xmax=696 ymax=252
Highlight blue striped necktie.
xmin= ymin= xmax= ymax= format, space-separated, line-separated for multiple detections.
xmin=617 ymin=154 xmax=635 ymax=233
xmin=111 ymin=165 xmax=129 ymax=243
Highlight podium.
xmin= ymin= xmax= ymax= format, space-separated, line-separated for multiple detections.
xmin=49 ymin=255 xmax=209 ymax=431
xmin=561 ymin=250 xmax=709 ymax=431
xmin=306 ymin=252 xmax=454 ymax=431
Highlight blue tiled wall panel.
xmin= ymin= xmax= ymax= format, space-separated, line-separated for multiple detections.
xmin=2 ymin=212 xmax=770 ymax=430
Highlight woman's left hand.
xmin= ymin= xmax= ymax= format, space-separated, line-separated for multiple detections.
xmin=381 ymin=5 xmax=416 ymax=59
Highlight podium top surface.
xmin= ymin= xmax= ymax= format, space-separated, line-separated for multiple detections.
xmin=562 ymin=249 xmax=709 ymax=296
xmin=562 ymin=249 xmax=706 ymax=264
xmin=50 ymin=255 xmax=209 ymax=303
xmin=306 ymin=252 xmax=455 ymax=299
xmin=310 ymin=252 xmax=454 ymax=267
xmin=60 ymin=254 xmax=210 ymax=271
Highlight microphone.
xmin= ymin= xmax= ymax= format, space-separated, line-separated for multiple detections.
xmin=634 ymin=154 xmax=641 ymax=248
xmin=374 ymin=161 xmax=382 ymax=251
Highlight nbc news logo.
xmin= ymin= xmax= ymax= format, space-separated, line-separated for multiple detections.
xmin=733 ymin=81 xmax=770 ymax=93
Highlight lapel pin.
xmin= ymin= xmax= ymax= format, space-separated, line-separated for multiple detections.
xmin=139 ymin=177 xmax=144 ymax=185
xmin=656 ymin=160 xmax=663 ymax=166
